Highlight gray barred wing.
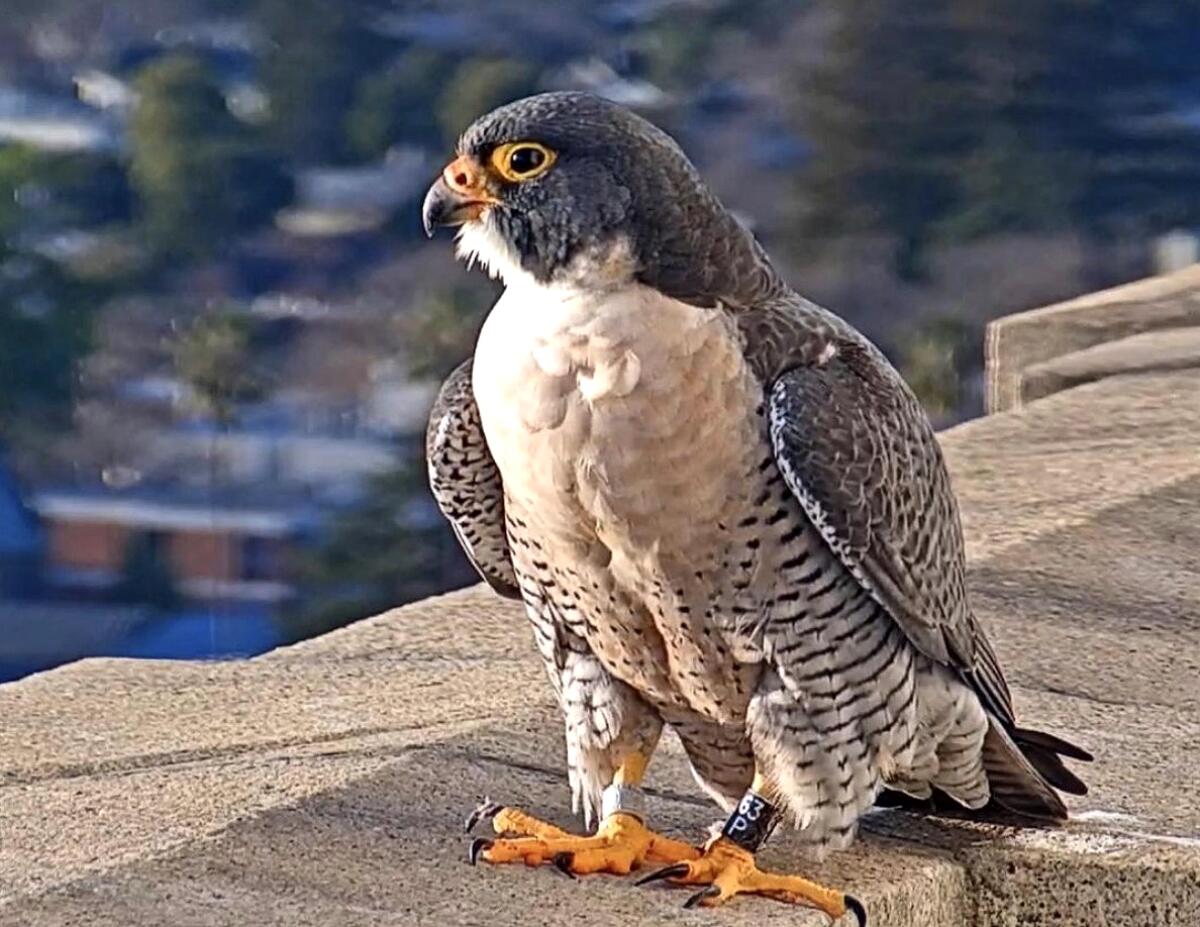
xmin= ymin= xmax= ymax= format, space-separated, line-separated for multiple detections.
xmin=426 ymin=359 xmax=519 ymax=599
xmin=765 ymin=338 xmax=1014 ymax=725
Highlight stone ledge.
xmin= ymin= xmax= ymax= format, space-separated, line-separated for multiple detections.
xmin=985 ymin=264 xmax=1200 ymax=413
xmin=1019 ymin=326 xmax=1200 ymax=407
xmin=3 ymin=369 xmax=1199 ymax=926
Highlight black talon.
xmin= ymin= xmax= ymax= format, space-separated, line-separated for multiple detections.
xmin=844 ymin=894 xmax=867 ymax=926
xmin=468 ymin=836 xmax=493 ymax=865
xmin=683 ymin=885 xmax=721 ymax=909
xmin=634 ymin=862 xmax=691 ymax=886
xmin=551 ymin=852 xmax=578 ymax=880
xmin=464 ymin=800 xmax=503 ymax=834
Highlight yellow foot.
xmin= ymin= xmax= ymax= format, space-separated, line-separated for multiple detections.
xmin=636 ymin=836 xmax=865 ymax=924
xmin=464 ymin=800 xmax=700 ymax=877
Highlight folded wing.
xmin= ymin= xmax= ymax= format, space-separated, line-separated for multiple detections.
xmin=426 ymin=359 xmax=520 ymax=599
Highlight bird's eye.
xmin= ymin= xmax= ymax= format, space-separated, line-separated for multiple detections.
xmin=491 ymin=142 xmax=557 ymax=183
xmin=510 ymin=146 xmax=544 ymax=174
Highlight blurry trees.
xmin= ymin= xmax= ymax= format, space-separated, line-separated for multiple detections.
xmin=5 ymin=0 xmax=1200 ymax=645
xmin=129 ymin=54 xmax=292 ymax=258
xmin=346 ymin=49 xmax=453 ymax=159
xmin=0 ymin=146 xmax=131 ymax=235
xmin=798 ymin=0 xmax=1200 ymax=279
xmin=256 ymin=0 xmax=391 ymax=163
xmin=0 ymin=254 xmax=95 ymax=437
xmin=797 ymin=1 xmax=972 ymax=279
xmin=436 ymin=58 xmax=539 ymax=146
xmin=0 ymin=146 xmax=34 ymax=239
xmin=255 ymin=0 xmax=537 ymax=160
xmin=350 ymin=53 xmax=538 ymax=156
xmin=289 ymin=456 xmax=466 ymax=641
xmin=633 ymin=0 xmax=776 ymax=91
xmin=895 ymin=314 xmax=979 ymax=422
xmin=0 ymin=147 xmax=114 ymax=442
xmin=396 ymin=286 xmax=491 ymax=382
xmin=172 ymin=311 xmax=267 ymax=426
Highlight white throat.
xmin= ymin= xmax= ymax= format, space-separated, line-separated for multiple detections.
xmin=455 ymin=218 xmax=528 ymax=287
xmin=456 ymin=216 xmax=638 ymax=296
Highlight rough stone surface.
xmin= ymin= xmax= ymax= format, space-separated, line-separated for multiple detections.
xmin=986 ymin=264 xmax=1200 ymax=412
xmin=3 ymin=348 xmax=1200 ymax=925
xmin=1020 ymin=326 xmax=1200 ymax=406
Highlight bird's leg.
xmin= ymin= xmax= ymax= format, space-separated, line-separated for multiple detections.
xmin=466 ymin=752 xmax=701 ymax=876
xmin=637 ymin=772 xmax=865 ymax=925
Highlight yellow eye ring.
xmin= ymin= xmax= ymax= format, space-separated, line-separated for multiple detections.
xmin=490 ymin=142 xmax=556 ymax=183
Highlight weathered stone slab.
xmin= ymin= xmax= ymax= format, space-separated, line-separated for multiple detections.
xmin=986 ymin=265 xmax=1200 ymax=412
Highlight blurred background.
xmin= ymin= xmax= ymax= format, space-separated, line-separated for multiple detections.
xmin=1 ymin=0 xmax=1198 ymax=682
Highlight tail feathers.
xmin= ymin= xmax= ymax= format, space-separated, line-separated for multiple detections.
xmin=1012 ymin=726 xmax=1095 ymax=763
xmin=878 ymin=721 xmax=1092 ymax=823
xmin=1011 ymin=726 xmax=1091 ymax=796
xmin=982 ymin=721 xmax=1075 ymax=821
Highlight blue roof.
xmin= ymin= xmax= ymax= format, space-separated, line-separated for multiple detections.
xmin=0 ymin=453 xmax=40 ymax=556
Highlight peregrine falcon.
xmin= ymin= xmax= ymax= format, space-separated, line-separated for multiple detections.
xmin=422 ymin=93 xmax=1090 ymax=923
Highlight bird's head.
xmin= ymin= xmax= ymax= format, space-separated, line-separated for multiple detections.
xmin=422 ymin=92 xmax=772 ymax=303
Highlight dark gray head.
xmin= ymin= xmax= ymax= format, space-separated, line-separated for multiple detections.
xmin=422 ymin=92 xmax=778 ymax=306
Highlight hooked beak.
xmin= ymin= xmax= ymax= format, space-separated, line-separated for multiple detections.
xmin=422 ymin=154 xmax=500 ymax=237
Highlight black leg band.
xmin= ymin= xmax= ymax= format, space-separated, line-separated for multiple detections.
xmin=721 ymin=790 xmax=779 ymax=852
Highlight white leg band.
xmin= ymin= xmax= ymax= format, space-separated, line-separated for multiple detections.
xmin=601 ymin=783 xmax=647 ymax=822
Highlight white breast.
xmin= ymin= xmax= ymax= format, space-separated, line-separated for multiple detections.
xmin=472 ymin=273 xmax=763 ymax=569
xmin=473 ymin=280 xmax=655 ymax=433
xmin=464 ymin=227 xmax=771 ymax=718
